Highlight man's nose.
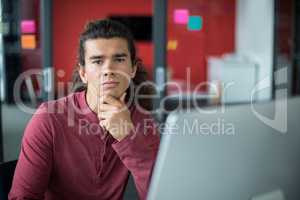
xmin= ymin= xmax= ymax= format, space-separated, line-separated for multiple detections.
xmin=102 ymin=61 xmax=115 ymax=77
xmin=103 ymin=70 xmax=115 ymax=77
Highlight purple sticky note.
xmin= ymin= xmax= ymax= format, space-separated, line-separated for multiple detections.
xmin=174 ymin=9 xmax=189 ymax=24
xmin=21 ymin=20 xmax=36 ymax=34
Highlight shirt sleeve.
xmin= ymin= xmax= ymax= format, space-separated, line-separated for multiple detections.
xmin=8 ymin=103 xmax=53 ymax=200
xmin=112 ymin=112 xmax=160 ymax=200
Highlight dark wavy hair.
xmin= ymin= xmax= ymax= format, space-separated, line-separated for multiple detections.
xmin=72 ymin=19 xmax=155 ymax=111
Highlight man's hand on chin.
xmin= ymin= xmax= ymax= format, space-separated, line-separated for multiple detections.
xmin=97 ymin=93 xmax=134 ymax=141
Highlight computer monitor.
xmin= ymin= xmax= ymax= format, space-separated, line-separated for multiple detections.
xmin=147 ymin=97 xmax=300 ymax=200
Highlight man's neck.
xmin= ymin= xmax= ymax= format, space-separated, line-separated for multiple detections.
xmin=85 ymin=89 xmax=98 ymax=113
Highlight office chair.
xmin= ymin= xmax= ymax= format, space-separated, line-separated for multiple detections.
xmin=0 ymin=160 xmax=17 ymax=200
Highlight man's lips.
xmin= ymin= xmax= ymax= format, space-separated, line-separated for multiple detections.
xmin=102 ymin=81 xmax=119 ymax=89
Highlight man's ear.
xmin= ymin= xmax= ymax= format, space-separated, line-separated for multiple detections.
xmin=78 ymin=64 xmax=87 ymax=84
xmin=131 ymin=63 xmax=137 ymax=79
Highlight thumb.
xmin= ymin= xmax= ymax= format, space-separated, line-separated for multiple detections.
xmin=120 ymin=92 xmax=126 ymax=102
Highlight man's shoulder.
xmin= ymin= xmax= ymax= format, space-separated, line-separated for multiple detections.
xmin=35 ymin=92 xmax=81 ymax=115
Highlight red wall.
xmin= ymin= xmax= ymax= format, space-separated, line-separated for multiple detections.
xmin=167 ymin=0 xmax=236 ymax=91
xmin=21 ymin=0 xmax=41 ymax=72
xmin=53 ymin=0 xmax=235 ymax=92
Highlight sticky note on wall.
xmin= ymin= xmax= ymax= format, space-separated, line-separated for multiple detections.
xmin=167 ymin=40 xmax=178 ymax=50
xmin=21 ymin=20 xmax=36 ymax=34
xmin=21 ymin=35 xmax=36 ymax=49
xmin=174 ymin=9 xmax=189 ymax=24
xmin=188 ymin=16 xmax=203 ymax=31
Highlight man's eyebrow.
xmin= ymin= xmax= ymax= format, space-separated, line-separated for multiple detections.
xmin=89 ymin=55 xmax=105 ymax=60
xmin=113 ymin=53 xmax=128 ymax=58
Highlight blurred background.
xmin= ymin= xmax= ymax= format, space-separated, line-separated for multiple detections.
xmin=0 ymin=0 xmax=299 ymax=199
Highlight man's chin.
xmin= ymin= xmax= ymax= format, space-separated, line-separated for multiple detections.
xmin=101 ymin=89 xmax=121 ymax=98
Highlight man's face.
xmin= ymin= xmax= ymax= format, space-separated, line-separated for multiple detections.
xmin=79 ymin=38 xmax=136 ymax=99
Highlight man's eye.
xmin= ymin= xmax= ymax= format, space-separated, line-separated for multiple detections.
xmin=115 ymin=58 xmax=125 ymax=63
xmin=93 ymin=60 xmax=103 ymax=65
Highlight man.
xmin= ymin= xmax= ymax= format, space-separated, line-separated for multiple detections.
xmin=9 ymin=19 xmax=160 ymax=200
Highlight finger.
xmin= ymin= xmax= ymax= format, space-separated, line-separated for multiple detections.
xmin=98 ymin=94 xmax=109 ymax=113
xmin=98 ymin=103 xmax=119 ymax=112
xmin=99 ymin=120 xmax=107 ymax=129
xmin=102 ymin=95 xmax=123 ymax=107
xmin=98 ymin=111 xmax=114 ymax=119
xmin=120 ymin=93 xmax=126 ymax=103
